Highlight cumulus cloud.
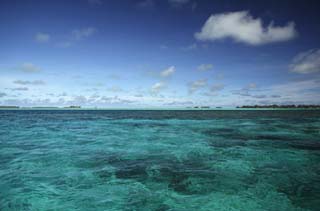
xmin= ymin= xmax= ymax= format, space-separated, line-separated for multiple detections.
xmin=270 ymin=79 xmax=320 ymax=94
xmin=151 ymin=82 xmax=166 ymax=94
xmin=134 ymin=94 xmax=144 ymax=98
xmin=106 ymin=86 xmax=124 ymax=92
xmin=10 ymin=87 xmax=29 ymax=91
xmin=19 ymin=63 xmax=41 ymax=73
xmin=147 ymin=66 xmax=176 ymax=79
xmin=108 ymin=74 xmax=122 ymax=80
xmin=13 ymin=80 xmax=45 ymax=85
xmin=247 ymin=83 xmax=257 ymax=89
xmin=35 ymin=33 xmax=50 ymax=43
xmin=0 ymin=92 xmax=7 ymax=97
xmin=232 ymin=83 xmax=258 ymax=96
xmin=72 ymin=27 xmax=96 ymax=40
xmin=252 ymin=94 xmax=267 ymax=99
xmin=195 ymin=11 xmax=297 ymax=45
xmin=160 ymin=66 xmax=176 ymax=77
xmin=100 ymin=96 xmax=136 ymax=104
xmin=70 ymin=95 xmax=88 ymax=105
xmin=290 ymin=49 xmax=320 ymax=74
xmin=58 ymin=41 xmax=72 ymax=48
xmin=214 ymin=73 xmax=224 ymax=80
xmin=57 ymin=27 xmax=96 ymax=48
xmin=197 ymin=64 xmax=213 ymax=71
xmin=0 ymin=94 xmax=139 ymax=107
xmin=235 ymin=79 xmax=320 ymax=104
xmin=160 ymin=45 xmax=169 ymax=49
xmin=188 ymin=79 xmax=207 ymax=94
xmin=164 ymin=100 xmax=194 ymax=106
xmin=137 ymin=0 xmax=154 ymax=9
xmin=57 ymin=92 xmax=67 ymax=97
xmin=202 ymin=84 xmax=224 ymax=96
xmin=210 ymin=84 xmax=224 ymax=92
xmin=229 ymin=79 xmax=320 ymax=105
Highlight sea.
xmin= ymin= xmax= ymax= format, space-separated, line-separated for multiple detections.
xmin=0 ymin=109 xmax=319 ymax=211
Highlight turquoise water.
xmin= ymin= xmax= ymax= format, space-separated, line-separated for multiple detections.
xmin=0 ymin=110 xmax=320 ymax=211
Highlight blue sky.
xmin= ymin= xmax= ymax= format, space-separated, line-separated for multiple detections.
xmin=1 ymin=0 xmax=320 ymax=107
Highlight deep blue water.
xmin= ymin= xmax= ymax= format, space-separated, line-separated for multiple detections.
xmin=0 ymin=110 xmax=320 ymax=211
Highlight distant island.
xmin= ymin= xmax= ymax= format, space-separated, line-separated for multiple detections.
xmin=1 ymin=105 xmax=320 ymax=109
xmin=186 ymin=106 xmax=214 ymax=109
xmin=0 ymin=106 xmax=19 ymax=108
xmin=237 ymin=105 xmax=320 ymax=109
xmin=64 ymin=106 xmax=81 ymax=109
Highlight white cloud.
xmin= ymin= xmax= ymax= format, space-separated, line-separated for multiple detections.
xmin=247 ymin=83 xmax=257 ymax=89
xmin=210 ymin=84 xmax=224 ymax=92
xmin=57 ymin=41 xmax=72 ymax=48
xmin=197 ymin=64 xmax=213 ymax=71
xmin=35 ymin=33 xmax=50 ymax=43
xmin=229 ymin=79 xmax=320 ymax=105
xmin=0 ymin=92 xmax=7 ymax=97
xmin=13 ymin=80 xmax=45 ymax=85
xmin=164 ymin=100 xmax=194 ymax=106
xmin=91 ymin=96 xmax=129 ymax=105
xmin=160 ymin=66 xmax=176 ymax=77
xmin=151 ymin=82 xmax=166 ymax=94
xmin=188 ymin=79 xmax=207 ymax=94
xmin=270 ymin=79 xmax=320 ymax=94
xmin=203 ymin=84 xmax=224 ymax=96
xmin=290 ymin=49 xmax=320 ymax=74
xmin=160 ymin=45 xmax=169 ymax=49
xmin=72 ymin=27 xmax=96 ymax=40
xmin=108 ymin=74 xmax=122 ymax=80
xmin=58 ymin=92 xmax=67 ymax=97
xmin=195 ymin=11 xmax=297 ymax=45
xmin=134 ymin=94 xmax=143 ymax=98
xmin=19 ymin=63 xmax=41 ymax=73
xmin=214 ymin=73 xmax=224 ymax=80
xmin=137 ymin=0 xmax=154 ymax=8
xmin=232 ymin=83 xmax=258 ymax=96
xmin=106 ymin=86 xmax=124 ymax=92
xmin=10 ymin=87 xmax=29 ymax=91
xmin=146 ymin=66 xmax=176 ymax=79
xmin=57 ymin=27 xmax=97 ymax=48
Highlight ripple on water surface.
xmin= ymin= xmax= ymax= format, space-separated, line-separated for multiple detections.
xmin=0 ymin=110 xmax=320 ymax=210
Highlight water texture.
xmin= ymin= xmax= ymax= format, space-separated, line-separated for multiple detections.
xmin=0 ymin=110 xmax=320 ymax=211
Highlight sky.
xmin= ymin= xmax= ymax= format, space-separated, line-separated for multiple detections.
xmin=1 ymin=0 xmax=320 ymax=108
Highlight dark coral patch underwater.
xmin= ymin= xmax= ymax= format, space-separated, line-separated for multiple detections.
xmin=0 ymin=110 xmax=320 ymax=210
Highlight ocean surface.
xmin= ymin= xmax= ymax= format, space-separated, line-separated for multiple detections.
xmin=0 ymin=110 xmax=320 ymax=211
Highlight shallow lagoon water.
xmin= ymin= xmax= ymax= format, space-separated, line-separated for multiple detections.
xmin=0 ymin=110 xmax=320 ymax=211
